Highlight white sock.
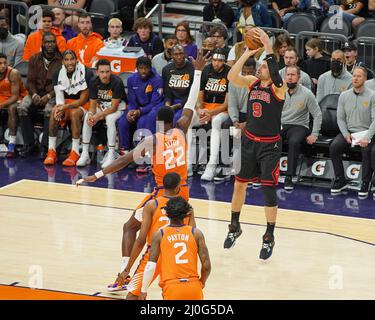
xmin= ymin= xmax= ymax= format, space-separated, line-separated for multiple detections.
xmin=48 ymin=136 xmax=57 ymax=151
xmin=82 ymin=143 xmax=89 ymax=154
xmin=120 ymin=256 xmax=130 ymax=272
xmin=72 ymin=139 xmax=80 ymax=154
xmin=8 ymin=135 xmax=16 ymax=144
xmin=108 ymin=145 xmax=115 ymax=154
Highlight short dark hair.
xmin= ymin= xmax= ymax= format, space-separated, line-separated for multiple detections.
xmin=285 ymin=46 xmax=298 ymax=58
xmin=0 ymin=52 xmax=7 ymax=60
xmin=42 ymin=9 xmax=55 ymax=20
xmin=170 ymin=44 xmax=185 ymax=54
xmin=163 ymin=172 xmax=181 ymax=190
xmin=285 ymin=65 xmax=301 ymax=76
xmin=78 ymin=12 xmax=91 ymax=21
xmin=244 ymin=57 xmax=256 ymax=68
xmin=96 ymin=58 xmax=111 ymax=69
xmin=164 ymin=34 xmax=178 ymax=42
xmin=157 ymin=106 xmax=174 ymax=125
xmin=165 ymin=196 xmax=191 ymax=220
xmin=42 ymin=31 xmax=56 ymax=42
xmin=209 ymin=25 xmax=227 ymax=40
xmin=136 ymin=56 xmax=152 ymax=69
xmin=62 ymin=49 xmax=77 ymax=59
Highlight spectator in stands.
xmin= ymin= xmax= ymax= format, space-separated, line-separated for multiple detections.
xmin=67 ymin=13 xmax=104 ymax=68
xmin=271 ymin=0 xmax=298 ymax=26
xmin=330 ymin=66 xmax=375 ymax=197
xmin=175 ymin=21 xmax=197 ymax=60
xmin=0 ymin=16 xmax=24 ymax=67
xmin=316 ymin=49 xmax=352 ymax=102
xmin=236 ymin=0 xmax=272 ymax=30
xmin=201 ymin=37 xmax=217 ymax=63
xmin=104 ymin=18 xmax=128 ymax=49
xmin=23 ymin=9 xmax=67 ymax=62
xmin=0 ymin=53 xmax=29 ymax=158
xmin=279 ymin=47 xmax=312 ymax=90
xmin=19 ymin=32 xmax=63 ymax=158
xmin=128 ymin=17 xmax=164 ymax=59
xmin=273 ymin=33 xmax=293 ymax=70
xmin=209 ymin=25 xmax=230 ymax=59
xmin=48 ymin=0 xmax=87 ymax=30
xmin=197 ymin=48 xmax=231 ymax=181
xmin=152 ymin=35 xmax=178 ymax=76
xmin=203 ymin=0 xmax=235 ymax=28
xmin=52 ymin=8 xmax=77 ymax=42
xmin=327 ymin=0 xmax=361 ymax=25
xmin=77 ymin=59 xmax=126 ymax=168
xmin=162 ymin=44 xmax=195 ymax=124
xmin=44 ymin=49 xmax=94 ymax=166
xmin=342 ymin=41 xmax=374 ymax=79
xmin=300 ymin=38 xmax=331 ymax=90
xmin=343 ymin=0 xmax=371 ymax=29
xmin=118 ymin=57 xmax=163 ymax=156
xmin=281 ymin=65 xmax=322 ymax=190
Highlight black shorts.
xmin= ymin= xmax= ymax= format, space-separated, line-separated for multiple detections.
xmin=236 ymin=136 xmax=281 ymax=186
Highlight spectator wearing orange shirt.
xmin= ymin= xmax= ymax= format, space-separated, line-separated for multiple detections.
xmin=67 ymin=12 xmax=104 ymax=68
xmin=23 ymin=9 xmax=67 ymax=62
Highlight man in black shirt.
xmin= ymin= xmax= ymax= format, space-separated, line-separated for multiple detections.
xmin=44 ymin=49 xmax=94 ymax=166
xmin=203 ymin=0 xmax=235 ymax=28
xmin=162 ymin=44 xmax=195 ymax=124
xmin=77 ymin=59 xmax=127 ymax=168
xmin=342 ymin=42 xmax=374 ymax=80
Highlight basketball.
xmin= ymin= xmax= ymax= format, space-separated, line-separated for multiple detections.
xmin=244 ymin=27 xmax=263 ymax=50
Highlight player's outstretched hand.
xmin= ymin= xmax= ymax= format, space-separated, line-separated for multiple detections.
xmin=76 ymin=175 xmax=98 ymax=187
xmin=138 ymin=292 xmax=147 ymax=300
xmin=252 ymin=28 xmax=270 ymax=47
xmin=191 ymin=49 xmax=208 ymax=71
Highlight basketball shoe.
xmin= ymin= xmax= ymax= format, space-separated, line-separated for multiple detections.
xmin=223 ymin=224 xmax=242 ymax=249
xmin=259 ymin=234 xmax=275 ymax=260
xmin=107 ymin=274 xmax=132 ymax=292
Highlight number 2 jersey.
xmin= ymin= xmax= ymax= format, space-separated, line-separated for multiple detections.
xmin=153 ymin=128 xmax=187 ymax=187
xmin=159 ymin=225 xmax=199 ymax=286
xmin=245 ymin=79 xmax=285 ymax=141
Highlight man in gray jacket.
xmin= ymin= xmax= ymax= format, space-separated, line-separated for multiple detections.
xmin=281 ymin=65 xmax=322 ymax=190
xmin=330 ymin=67 xmax=375 ymax=197
xmin=279 ymin=47 xmax=312 ymax=91
xmin=316 ymin=50 xmax=352 ymax=103
xmin=0 ymin=16 xmax=24 ymax=67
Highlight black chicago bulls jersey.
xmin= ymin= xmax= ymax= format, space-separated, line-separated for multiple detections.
xmin=245 ymin=79 xmax=284 ymax=139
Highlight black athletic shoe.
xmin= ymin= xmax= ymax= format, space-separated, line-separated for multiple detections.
xmin=284 ymin=176 xmax=294 ymax=190
xmin=197 ymin=164 xmax=206 ymax=175
xmin=214 ymin=169 xmax=232 ymax=183
xmin=358 ymin=181 xmax=370 ymax=198
xmin=331 ymin=178 xmax=348 ymax=193
xmin=259 ymin=236 xmax=275 ymax=260
xmin=223 ymin=224 xmax=242 ymax=249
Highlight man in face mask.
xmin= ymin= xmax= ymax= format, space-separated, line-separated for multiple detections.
xmin=281 ymin=65 xmax=322 ymax=190
xmin=152 ymin=35 xmax=178 ymax=76
xmin=0 ymin=16 xmax=24 ymax=67
xmin=316 ymin=50 xmax=353 ymax=103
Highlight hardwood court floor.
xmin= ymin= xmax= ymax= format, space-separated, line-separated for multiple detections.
xmin=0 ymin=180 xmax=374 ymax=300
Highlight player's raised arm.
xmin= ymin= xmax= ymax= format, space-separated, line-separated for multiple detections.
xmin=76 ymin=135 xmax=155 ymax=185
xmin=138 ymin=230 xmax=163 ymax=300
xmin=194 ymin=228 xmax=211 ymax=288
xmin=176 ymin=49 xmax=207 ymax=134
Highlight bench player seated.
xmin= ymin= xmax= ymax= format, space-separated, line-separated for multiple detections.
xmin=76 ymin=50 xmax=206 ymax=291
xmin=44 ymin=50 xmax=94 ymax=166
xmin=139 ymin=196 xmax=211 ymax=300
xmin=77 ymin=59 xmax=127 ymax=168
xmin=114 ymin=172 xmax=196 ymax=299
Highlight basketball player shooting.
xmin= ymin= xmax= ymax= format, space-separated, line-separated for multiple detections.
xmin=223 ymin=28 xmax=286 ymax=260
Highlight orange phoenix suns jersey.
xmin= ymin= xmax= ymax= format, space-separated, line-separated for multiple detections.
xmin=146 ymin=196 xmax=171 ymax=246
xmin=159 ymin=225 xmax=199 ymax=285
xmin=153 ymin=128 xmax=187 ymax=186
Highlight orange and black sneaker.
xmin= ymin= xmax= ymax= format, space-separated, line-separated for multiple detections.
xmin=62 ymin=150 xmax=80 ymax=166
xmin=44 ymin=149 xmax=57 ymax=165
xmin=107 ymin=274 xmax=131 ymax=292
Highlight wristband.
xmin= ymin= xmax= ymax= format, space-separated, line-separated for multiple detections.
xmin=94 ymin=170 xmax=104 ymax=179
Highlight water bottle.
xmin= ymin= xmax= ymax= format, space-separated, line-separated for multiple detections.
xmin=96 ymin=144 xmax=105 ymax=166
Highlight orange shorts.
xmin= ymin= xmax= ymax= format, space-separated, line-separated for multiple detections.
xmin=127 ymin=246 xmax=161 ymax=296
xmin=162 ymin=279 xmax=203 ymax=300
xmin=135 ymin=184 xmax=189 ymax=211
xmin=57 ymin=99 xmax=89 ymax=126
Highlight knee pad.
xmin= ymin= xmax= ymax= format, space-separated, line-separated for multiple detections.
xmin=262 ymin=186 xmax=277 ymax=207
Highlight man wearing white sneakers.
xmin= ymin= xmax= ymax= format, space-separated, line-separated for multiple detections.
xmin=77 ymin=59 xmax=126 ymax=168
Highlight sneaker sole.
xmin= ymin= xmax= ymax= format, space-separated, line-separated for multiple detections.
xmin=107 ymin=285 xmax=128 ymax=292
xmin=284 ymin=186 xmax=294 ymax=191
xmin=330 ymin=185 xmax=348 ymax=193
